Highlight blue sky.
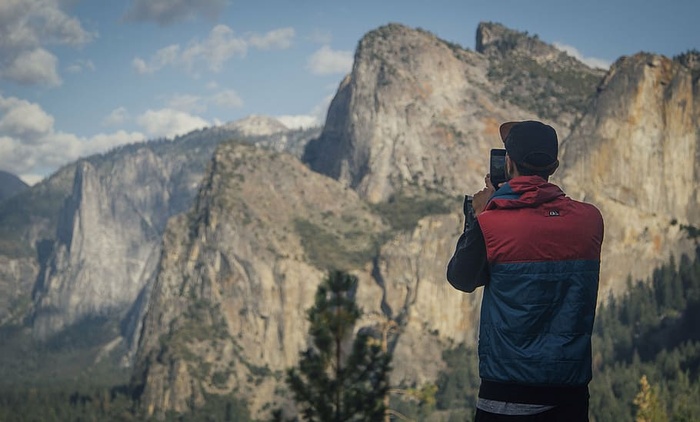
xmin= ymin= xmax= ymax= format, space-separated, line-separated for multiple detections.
xmin=0 ymin=0 xmax=698 ymax=184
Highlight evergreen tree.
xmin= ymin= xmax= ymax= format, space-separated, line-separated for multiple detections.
xmin=633 ymin=375 xmax=667 ymax=422
xmin=286 ymin=270 xmax=392 ymax=422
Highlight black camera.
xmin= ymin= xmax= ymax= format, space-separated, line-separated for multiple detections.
xmin=489 ymin=148 xmax=507 ymax=186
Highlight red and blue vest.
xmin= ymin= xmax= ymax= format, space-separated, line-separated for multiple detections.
xmin=476 ymin=176 xmax=604 ymax=389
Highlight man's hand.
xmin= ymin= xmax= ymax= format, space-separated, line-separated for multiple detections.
xmin=472 ymin=174 xmax=496 ymax=215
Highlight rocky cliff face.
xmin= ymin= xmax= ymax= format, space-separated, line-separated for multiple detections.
xmin=133 ymin=139 xmax=483 ymax=418
xmin=304 ymin=24 xmax=531 ymax=204
xmin=476 ymin=22 xmax=607 ymax=129
xmin=558 ymin=52 xmax=700 ymax=293
xmin=132 ymin=141 xmax=387 ymax=416
xmin=1 ymin=19 xmax=697 ymax=421
xmin=134 ymin=24 xmax=620 ymax=418
xmin=303 ymin=23 xmax=602 ymax=205
xmin=23 ymin=124 xmax=320 ymax=345
xmin=32 ymin=152 xmax=172 ymax=340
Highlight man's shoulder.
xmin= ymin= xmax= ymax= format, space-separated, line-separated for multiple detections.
xmin=566 ymin=197 xmax=603 ymax=216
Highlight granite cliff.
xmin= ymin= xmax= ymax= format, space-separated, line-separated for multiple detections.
xmin=558 ymin=52 xmax=700 ymax=293
xmin=0 ymin=20 xmax=697 ymax=421
xmin=0 ymin=124 xmax=319 ymax=361
xmin=303 ymin=22 xmax=603 ymax=204
xmin=134 ymin=24 xmax=698 ymax=419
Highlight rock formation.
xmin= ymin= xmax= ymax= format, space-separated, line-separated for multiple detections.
xmin=558 ymin=52 xmax=700 ymax=293
xmin=0 ymin=20 xmax=696 ymax=422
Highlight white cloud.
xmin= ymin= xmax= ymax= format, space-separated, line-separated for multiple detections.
xmin=307 ymin=45 xmax=353 ymax=75
xmin=308 ymin=29 xmax=332 ymax=45
xmin=275 ymin=115 xmax=319 ymax=130
xmin=248 ymin=27 xmax=295 ymax=50
xmin=211 ymin=90 xmax=243 ymax=108
xmin=276 ymin=94 xmax=333 ymax=129
xmin=3 ymin=48 xmax=62 ymax=86
xmin=123 ymin=0 xmax=228 ymax=26
xmin=166 ymin=94 xmax=206 ymax=113
xmin=136 ymin=108 xmax=209 ymax=139
xmin=133 ymin=25 xmax=295 ymax=75
xmin=65 ymin=59 xmax=96 ymax=74
xmin=0 ymin=96 xmax=54 ymax=142
xmin=82 ymin=130 xmax=147 ymax=155
xmin=103 ymin=107 xmax=129 ymax=127
xmin=183 ymin=25 xmax=248 ymax=72
xmin=0 ymin=94 xmax=144 ymax=183
xmin=0 ymin=0 xmax=95 ymax=86
xmin=132 ymin=44 xmax=181 ymax=74
xmin=161 ymin=90 xmax=243 ymax=114
xmin=553 ymin=42 xmax=611 ymax=70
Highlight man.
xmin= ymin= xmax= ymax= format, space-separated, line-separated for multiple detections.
xmin=446 ymin=121 xmax=604 ymax=421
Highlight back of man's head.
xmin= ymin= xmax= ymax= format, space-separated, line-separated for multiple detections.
xmin=499 ymin=121 xmax=559 ymax=178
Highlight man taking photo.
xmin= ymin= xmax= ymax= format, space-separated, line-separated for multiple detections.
xmin=446 ymin=120 xmax=604 ymax=421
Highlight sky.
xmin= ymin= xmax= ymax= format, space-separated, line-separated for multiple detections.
xmin=0 ymin=0 xmax=698 ymax=185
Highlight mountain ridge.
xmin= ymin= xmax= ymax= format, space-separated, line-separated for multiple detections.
xmin=0 ymin=20 xmax=696 ymax=421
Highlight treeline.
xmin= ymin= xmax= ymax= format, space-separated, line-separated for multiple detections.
xmin=433 ymin=246 xmax=700 ymax=421
xmin=589 ymin=247 xmax=700 ymax=421
xmin=0 ymin=385 xmax=252 ymax=422
xmin=2 ymin=247 xmax=699 ymax=421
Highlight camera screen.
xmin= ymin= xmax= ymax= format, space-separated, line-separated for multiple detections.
xmin=490 ymin=149 xmax=507 ymax=186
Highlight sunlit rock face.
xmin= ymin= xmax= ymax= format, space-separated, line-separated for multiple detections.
xmin=558 ymin=53 xmax=700 ymax=294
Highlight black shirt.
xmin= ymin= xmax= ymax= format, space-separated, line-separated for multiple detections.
xmin=446 ymin=219 xmax=489 ymax=293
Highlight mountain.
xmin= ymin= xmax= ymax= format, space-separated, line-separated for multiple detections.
xmin=223 ymin=115 xmax=290 ymax=136
xmin=0 ymin=21 xmax=697 ymax=421
xmin=476 ymin=22 xmax=606 ymax=129
xmin=0 ymin=171 xmax=29 ymax=203
xmin=132 ymin=140 xmax=391 ymax=416
xmin=0 ymin=122 xmax=320 ymax=363
xmin=303 ymin=22 xmax=603 ymax=204
xmin=558 ymin=52 xmax=700 ymax=293
xmin=135 ymin=23 xmax=698 ymax=419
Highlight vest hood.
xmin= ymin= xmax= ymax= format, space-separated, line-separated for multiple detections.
xmin=487 ymin=175 xmax=565 ymax=210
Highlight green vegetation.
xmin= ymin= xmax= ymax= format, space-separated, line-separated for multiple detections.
xmin=161 ymin=393 xmax=252 ymax=422
xmin=486 ymin=54 xmax=602 ymax=123
xmin=674 ymin=49 xmax=700 ymax=81
xmin=0 ymin=385 xmax=252 ymax=422
xmin=283 ymin=270 xmax=392 ymax=422
xmin=0 ymin=316 xmax=129 ymax=389
xmin=0 ymin=178 xmax=71 ymax=257
xmin=370 ymin=191 xmax=455 ymax=233
xmin=294 ymin=217 xmax=382 ymax=272
xmin=2 ymin=239 xmax=698 ymax=421
xmin=295 ymin=190 xmax=455 ymax=272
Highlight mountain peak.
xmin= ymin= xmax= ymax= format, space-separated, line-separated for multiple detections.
xmin=476 ymin=21 xmax=598 ymax=71
xmin=0 ymin=170 xmax=29 ymax=202
xmin=223 ymin=115 xmax=288 ymax=137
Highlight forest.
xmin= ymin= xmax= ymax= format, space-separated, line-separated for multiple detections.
xmin=1 ymin=246 xmax=699 ymax=421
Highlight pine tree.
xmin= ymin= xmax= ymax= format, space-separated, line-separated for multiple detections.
xmin=286 ymin=270 xmax=392 ymax=422
xmin=633 ymin=375 xmax=668 ymax=422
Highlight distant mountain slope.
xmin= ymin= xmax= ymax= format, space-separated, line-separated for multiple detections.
xmin=0 ymin=171 xmax=29 ymax=202
xmin=0 ymin=122 xmax=319 ymax=343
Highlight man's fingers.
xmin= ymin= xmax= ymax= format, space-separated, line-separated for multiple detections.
xmin=485 ymin=174 xmax=495 ymax=190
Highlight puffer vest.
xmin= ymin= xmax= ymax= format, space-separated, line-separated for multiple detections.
xmin=476 ymin=176 xmax=604 ymax=394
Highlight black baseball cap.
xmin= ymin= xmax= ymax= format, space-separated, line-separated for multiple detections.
xmin=499 ymin=120 xmax=559 ymax=173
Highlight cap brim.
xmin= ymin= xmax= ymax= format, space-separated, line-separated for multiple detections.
xmin=499 ymin=121 xmax=521 ymax=143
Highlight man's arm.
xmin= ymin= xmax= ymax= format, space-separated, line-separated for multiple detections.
xmin=446 ymin=218 xmax=489 ymax=293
